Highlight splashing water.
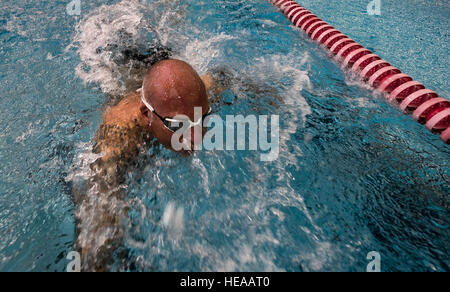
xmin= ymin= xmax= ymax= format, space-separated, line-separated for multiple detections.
xmin=1 ymin=0 xmax=448 ymax=272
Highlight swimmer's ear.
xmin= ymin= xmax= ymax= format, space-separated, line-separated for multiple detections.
xmin=140 ymin=103 xmax=151 ymax=122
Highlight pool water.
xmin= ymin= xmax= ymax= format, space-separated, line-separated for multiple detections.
xmin=0 ymin=0 xmax=448 ymax=272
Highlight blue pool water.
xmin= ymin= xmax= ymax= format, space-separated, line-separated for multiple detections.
xmin=0 ymin=0 xmax=449 ymax=272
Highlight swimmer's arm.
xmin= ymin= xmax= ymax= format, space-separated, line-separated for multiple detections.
xmin=75 ymin=92 xmax=149 ymax=271
xmin=75 ymin=130 xmax=132 ymax=271
xmin=74 ymin=142 xmax=129 ymax=271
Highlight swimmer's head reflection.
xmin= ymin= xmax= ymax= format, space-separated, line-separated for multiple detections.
xmin=139 ymin=59 xmax=210 ymax=152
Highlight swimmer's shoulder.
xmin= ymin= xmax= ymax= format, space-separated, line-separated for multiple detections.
xmin=103 ymin=91 xmax=147 ymax=128
xmin=201 ymin=74 xmax=214 ymax=92
xmin=93 ymin=90 xmax=152 ymax=164
xmin=201 ymin=73 xmax=228 ymax=100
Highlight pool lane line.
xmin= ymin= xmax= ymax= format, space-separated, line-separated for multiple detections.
xmin=268 ymin=0 xmax=450 ymax=144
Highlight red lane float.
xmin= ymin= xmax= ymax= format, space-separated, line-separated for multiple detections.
xmin=269 ymin=0 xmax=450 ymax=144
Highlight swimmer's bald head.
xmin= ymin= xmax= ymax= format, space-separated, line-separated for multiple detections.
xmin=140 ymin=59 xmax=209 ymax=151
xmin=142 ymin=59 xmax=208 ymax=118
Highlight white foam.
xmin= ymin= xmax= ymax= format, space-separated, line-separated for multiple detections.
xmin=67 ymin=0 xmax=232 ymax=97
xmin=15 ymin=123 xmax=36 ymax=144
xmin=162 ymin=201 xmax=184 ymax=238
xmin=177 ymin=33 xmax=236 ymax=75
xmin=65 ymin=142 xmax=102 ymax=184
xmin=191 ymin=157 xmax=211 ymax=197
xmin=67 ymin=0 xmax=151 ymax=95
xmin=251 ymin=53 xmax=312 ymax=128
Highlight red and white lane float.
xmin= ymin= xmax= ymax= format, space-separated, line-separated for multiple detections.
xmin=269 ymin=0 xmax=450 ymax=144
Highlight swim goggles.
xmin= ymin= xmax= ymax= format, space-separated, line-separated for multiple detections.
xmin=139 ymin=87 xmax=212 ymax=132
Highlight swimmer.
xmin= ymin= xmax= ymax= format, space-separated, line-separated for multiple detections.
xmin=74 ymin=59 xmax=216 ymax=271
xmin=74 ymin=49 xmax=278 ymax=271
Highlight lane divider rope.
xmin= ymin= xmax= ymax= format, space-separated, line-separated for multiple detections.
xmin=269 ymin=0 xmax=449 ymax=144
